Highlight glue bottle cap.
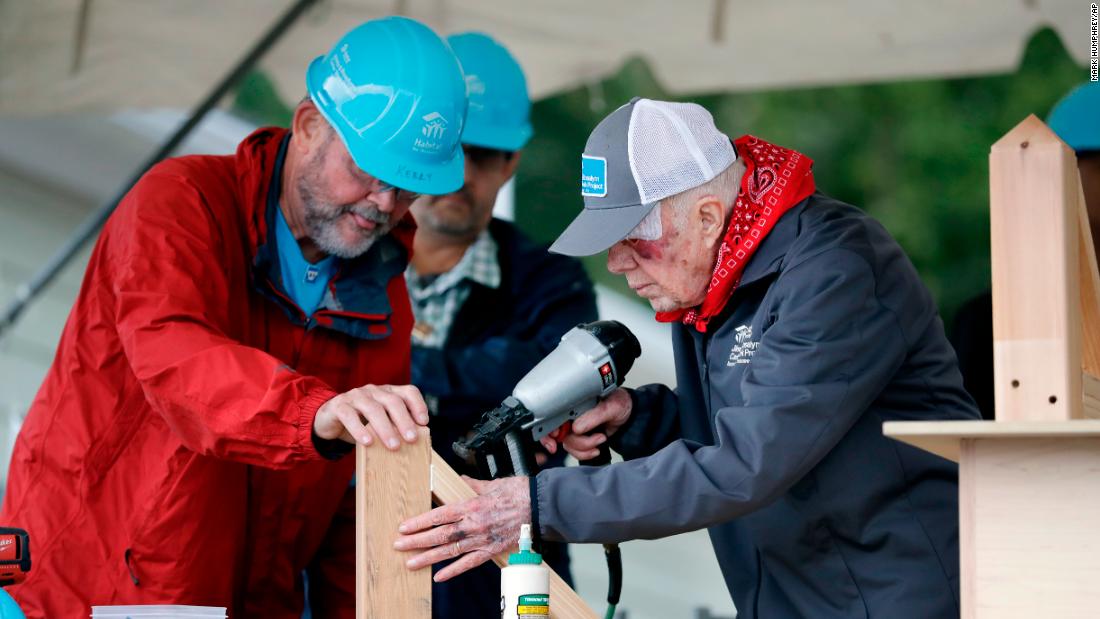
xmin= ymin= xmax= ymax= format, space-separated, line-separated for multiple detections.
xmin=508 ymin=524 xmax=543 ymax=565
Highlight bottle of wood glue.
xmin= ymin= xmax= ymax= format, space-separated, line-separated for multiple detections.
xmin=501 ymin=523 xmax=549 ymax=618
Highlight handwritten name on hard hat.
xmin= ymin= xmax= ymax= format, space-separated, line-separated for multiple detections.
xmin=396 ymin=164 xmax=431 ymax=182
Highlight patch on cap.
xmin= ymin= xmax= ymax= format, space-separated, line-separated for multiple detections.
xmin=580 ymin=155 xmax=608 ymax=197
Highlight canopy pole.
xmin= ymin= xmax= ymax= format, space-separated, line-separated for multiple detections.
xmin=0 ymin=0 xmax=319 ymax=339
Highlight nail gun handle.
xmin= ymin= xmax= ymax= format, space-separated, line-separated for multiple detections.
xmin=544 ymin=420 xmax=612 ymax=466
xmin=580 ymin=442 xmax=612 ymax=466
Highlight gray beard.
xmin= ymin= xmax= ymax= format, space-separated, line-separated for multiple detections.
xmin=298 ymin=173 xmax=392 ymax=260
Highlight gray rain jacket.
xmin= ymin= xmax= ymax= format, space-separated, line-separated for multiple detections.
xmin=535 ymin=193 xmax=979 ymax=618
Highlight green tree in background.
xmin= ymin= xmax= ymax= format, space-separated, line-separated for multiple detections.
xmin=514 ymin=27 xmax=1085 ymax=327
xmin=233 ymin=70 xmax=294 ymax=128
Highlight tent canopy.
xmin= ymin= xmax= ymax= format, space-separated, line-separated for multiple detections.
xmin=0 ymin=0 xmax=1088 ymax=116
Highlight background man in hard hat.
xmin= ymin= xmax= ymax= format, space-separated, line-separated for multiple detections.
xmin=0 ymin=16 xmax=466 ymax=618
xmin=951 ymin=80 xmax=1100 ymax=419
xmin=396 ymin=98 xmax=979 ymax=619
xmin=1051 ymin=82 xmax=1100 ymax=256
xmin=402 ymin=32 xmax=594 ymax=617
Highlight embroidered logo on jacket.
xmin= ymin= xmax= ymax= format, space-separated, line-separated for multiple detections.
xmin=727 ymin=324 xmax=759 ymax=366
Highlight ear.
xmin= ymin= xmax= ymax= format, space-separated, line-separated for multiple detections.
xmin=291 ymin=99 xmax=329 ymax=152
xmin=695 ymin=195 xmax=727 ymax=249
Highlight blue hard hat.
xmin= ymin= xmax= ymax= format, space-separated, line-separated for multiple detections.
xmin=447 ymin=32 xmax=532 ymax=151
xmin=1047 ymin=81 xmax=1100 ymax=153
xmin=307 ymin=16 xmax=467 ymax=195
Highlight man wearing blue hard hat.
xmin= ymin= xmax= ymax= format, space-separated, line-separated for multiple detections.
xmin=403 ymin=31 xmax=594 ymax=618
xmin=1048 ymin=82 xmax=1100 ymax=255
xmin=952 ymin=80 xmax=1100 ymax=420
xmin=0 ymin=16 xmax=465 ymax=618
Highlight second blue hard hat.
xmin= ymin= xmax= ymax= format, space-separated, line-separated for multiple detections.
xmin=447 ymin=32 xmax=533 ymax=152
xmin=307 ymin=16 xmax=467 ymax=195
xmin=1048 ymin=81 xmax=1100 ymax=153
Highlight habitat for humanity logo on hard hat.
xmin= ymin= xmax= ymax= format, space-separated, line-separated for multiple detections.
xmin=465 ymin=73 xmax=487 ymax=96
xmin=419 ymin=112 xmax=449 ymax=147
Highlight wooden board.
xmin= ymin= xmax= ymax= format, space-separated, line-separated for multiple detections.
xmin=1077 ymin=176 xmax=1100 ymax=378
xmin=430 ymin=451 xmax=600 ymax=619
xmin=1084 ymin=372 xmax=1100 ymax=419
xmin=958 ymin=441 xmax=976 ymax=619
xmin=883 ymin=419 xmax=1100 ymax=462
xmin=989 ymin=115 xmax=1083 ymax=421
xmin=960 ymin=438 xmax=1100 ymax=618
xmin=357 ymin=429 xmax=433 ymax=619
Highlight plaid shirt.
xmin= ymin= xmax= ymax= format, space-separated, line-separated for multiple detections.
xmin=406 ymin=230 xmax=501 ymax=350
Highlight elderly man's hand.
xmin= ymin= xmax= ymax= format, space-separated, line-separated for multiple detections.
xmin=313 ymin=384 xmax=429 ymax=449
xmin=394 ymin=476 xmax=530 ymax=582
xmin=541 ymin=387 xmax=632 ymax=460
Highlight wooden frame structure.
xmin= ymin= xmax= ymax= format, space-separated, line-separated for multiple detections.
xmin=886 ymin=115 xmax=1100 ymax=618
xmin=355 ymin=427 xmax=599 ymax=618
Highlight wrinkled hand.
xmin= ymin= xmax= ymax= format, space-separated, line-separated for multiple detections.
xmin=395 ymin=476 xmax=530 ymax=582
xmin=541 ymin=387 xmax=632 ymax=460
xmin=313 ymin=384 xmax=429 ymax=449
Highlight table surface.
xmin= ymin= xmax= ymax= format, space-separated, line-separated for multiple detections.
xmin=883 ymin=420 xmax=1100 ymax=461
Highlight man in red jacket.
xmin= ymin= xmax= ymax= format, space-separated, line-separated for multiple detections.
xmin=0 ymin=16 xmax=468 ymax=618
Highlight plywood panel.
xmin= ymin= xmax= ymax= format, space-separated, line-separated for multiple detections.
xmin=990 ymin=115 xmax=1082 ymax=420
xmin=962 ymin=438 xmax=1100 ymax=618
xmin=357 ymin=430 xmax=433 ymax=619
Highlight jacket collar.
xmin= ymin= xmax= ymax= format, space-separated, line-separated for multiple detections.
xmin=692 ymin=194 xmax=814 ymax=335
xmin=246 ymin=129 xmax=415 ymax=340
xmin=735 ymin=193 xmax=814 ymax=288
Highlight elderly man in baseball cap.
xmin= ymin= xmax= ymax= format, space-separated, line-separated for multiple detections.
xmin=397 ymin=98 xmax=979 ymax=619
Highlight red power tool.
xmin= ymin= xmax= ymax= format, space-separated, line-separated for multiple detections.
xmin=0 ymin=528 xmax=30 ymax=586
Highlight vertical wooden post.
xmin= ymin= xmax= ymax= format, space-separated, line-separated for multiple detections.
xmin=356 ymin=427 xmax=432 ymax=619
xmin=990 ymin=114 xmax=1083 ymax=421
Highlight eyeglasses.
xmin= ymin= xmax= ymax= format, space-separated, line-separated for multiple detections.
xmin=372 ymin=177 xmax=421 ymax=203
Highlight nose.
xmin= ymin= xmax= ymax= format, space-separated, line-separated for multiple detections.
xmin=607 ymin=241 xmax=637 ymax=275
xmin=370 ymin=187 xmax=397 ymax=212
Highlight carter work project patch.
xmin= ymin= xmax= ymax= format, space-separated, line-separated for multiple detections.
xmin=581 ymin=155 xmax=608 ymax=197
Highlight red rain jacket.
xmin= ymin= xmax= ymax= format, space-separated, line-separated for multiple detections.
xmin=0 ymin=128 xmax=415 ymax=618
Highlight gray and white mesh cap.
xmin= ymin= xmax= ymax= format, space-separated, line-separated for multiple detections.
xmin=549 ymin=97 xmax=737 ymax=256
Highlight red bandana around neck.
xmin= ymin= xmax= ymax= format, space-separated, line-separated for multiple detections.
xmin=655 ymin=135 xmax=815 ymax=332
